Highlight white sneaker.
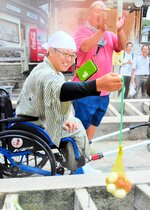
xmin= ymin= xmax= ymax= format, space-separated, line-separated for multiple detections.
xmin=82 ymin=163 xmax=101 ymax=175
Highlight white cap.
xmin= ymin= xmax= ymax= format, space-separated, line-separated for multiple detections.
xmin=42 ymin=30 xmax=76 ymax=51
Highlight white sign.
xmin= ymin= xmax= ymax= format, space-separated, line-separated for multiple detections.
xmin=6 ymin=3 xmax=21 ymax=13
xmin=27 ymin=12 xmax=38 ymax=20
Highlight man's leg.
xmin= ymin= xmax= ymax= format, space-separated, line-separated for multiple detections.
xmin=134 ymin=76 xmax=141 ymax=98
xmin=125 ymin=76 xmax=131 ymax=99
xmin=86 ymin=125 xmax=97 ymax=140
xmin=142 ymin=75 xmax=149 ymax=97
xmin=61 ymin=142 xmax=84 ymax=172
xmin=147 ymin=108 xmax=150 ymax=138
xmin=73 ymin=96 xmax=97 ymax=143
xmin=62 ymin=116 xmax=90 ymax=159
xmin=86 ymin=96 xmax=109 ymax=154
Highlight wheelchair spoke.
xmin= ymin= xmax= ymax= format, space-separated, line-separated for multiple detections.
xmin=0 ymin=130 xmax=56 ymax=177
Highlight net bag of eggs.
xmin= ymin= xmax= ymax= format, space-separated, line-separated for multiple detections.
xmin=105 ymin=146 xmax=133 ymax=199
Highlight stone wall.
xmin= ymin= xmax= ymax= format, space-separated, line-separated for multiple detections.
xmin=0 ymin=63 xmax=25 ymax=89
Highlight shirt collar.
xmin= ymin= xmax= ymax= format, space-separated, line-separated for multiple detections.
xmin=85 ymin=21 xmax=98 ymax=33
xmin=44 ymin=56 xmax=62 ymax=75
xmin=44 ymin=56 xmax=55 ymax=69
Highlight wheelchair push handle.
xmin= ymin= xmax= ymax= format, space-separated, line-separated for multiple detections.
xmin=0 ymin=88 xmax=10 ymax=98
xmin=129 ymin=122 xmax=150 ymax=130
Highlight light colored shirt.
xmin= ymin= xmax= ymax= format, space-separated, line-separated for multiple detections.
xmin=72 ymin=24 xmax=119 ymax=96
xmin=132 ymin=55 xmax=150 ymax=75
xmin=16 ymin=57 xmax=90 ymax=158
xmin=120 ymin=52 xmax=134 ymax=76
xmin=16 ymin=57 xmax=71 ymax=146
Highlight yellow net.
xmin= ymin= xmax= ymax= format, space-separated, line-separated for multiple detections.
xmin=112 ymin=145 xmax=124 ymax=173
xmin=105 ymin=78 xmax=133 ymax=199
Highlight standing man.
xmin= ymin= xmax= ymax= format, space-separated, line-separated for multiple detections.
xmin=120 ymin=42 xmax=134 ymax=99
xmin=131 ymin=45 xmax=150 ymax=98
xmin=72 ymin=1 xmax=127 ymax=146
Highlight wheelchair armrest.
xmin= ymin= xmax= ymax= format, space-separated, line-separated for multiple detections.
xmin=0 ymin=115 xmax=39 ymax=123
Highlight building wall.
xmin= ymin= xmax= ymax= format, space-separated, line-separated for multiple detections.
xmin=0 ymin=12 xmax=21 ymax=47
xmin=0 ymin=63 xmax=24 ymax=88
xmin=49 ymin=7 xmax=141 ymax=48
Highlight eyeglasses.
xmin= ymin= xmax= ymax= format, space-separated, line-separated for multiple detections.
xmin=54 ymin=48 xmax=77 ymax=60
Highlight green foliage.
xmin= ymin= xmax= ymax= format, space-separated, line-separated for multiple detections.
xmin=142 ymin=19 xmax=150 ymax=28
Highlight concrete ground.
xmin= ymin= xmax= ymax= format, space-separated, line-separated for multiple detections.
xmin=90 ymin=137 xmax=150 ymax=173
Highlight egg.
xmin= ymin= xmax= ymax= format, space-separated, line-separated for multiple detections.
xmin=118 ymin=172 xmax=128 ymax=182
xmin=124 ymin=181 xmax=133 ymax=193
xmin=106 ymin=184 xmax=116 ymax=194
xmin=114 ymin=189 xmax=127 ymax=199
xmin=108 ymin=172 xmax=118 ymax=183
xmin=115 ymin=178 xmax=126 ymax=189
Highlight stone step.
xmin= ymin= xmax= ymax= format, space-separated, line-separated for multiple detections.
xmin=1 ymin=171 xmax=150 ymax=210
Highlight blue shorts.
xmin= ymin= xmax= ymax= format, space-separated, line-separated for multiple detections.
xmin=73 ymin=95 xmax=109 ymax=129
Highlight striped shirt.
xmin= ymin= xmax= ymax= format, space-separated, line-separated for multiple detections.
xmin=16 ymin=57 xmax=90 ymax=158
xmin=16 ymin=57 xmax=72 ymax=145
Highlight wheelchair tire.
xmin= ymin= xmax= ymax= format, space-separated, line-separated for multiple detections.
xmin=0 ymin=129 xmax=56 ymax=177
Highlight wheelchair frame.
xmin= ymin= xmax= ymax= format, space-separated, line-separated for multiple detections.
xmin=0 ymin=88 xmax=85 ymax=178
xmin=1 ymin=87 xmax=148 ymax=178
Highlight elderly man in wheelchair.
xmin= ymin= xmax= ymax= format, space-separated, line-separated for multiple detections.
xmin=0 ymin=31 xmax=123 ymax=178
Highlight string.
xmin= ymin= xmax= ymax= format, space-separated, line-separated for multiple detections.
xmin=119 ymin=76 xmax=125 ymax=146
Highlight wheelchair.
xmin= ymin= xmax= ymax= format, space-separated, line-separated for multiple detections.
xmin=0 ymin=88 xmax=91 ymax=178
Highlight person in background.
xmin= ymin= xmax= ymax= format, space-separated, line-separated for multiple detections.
xmin=16 ymin=30 xmax=123 ymax=174
xmin=131 ymin=45 xmax=150 ymax=98
xmin=145 ymin=74 xmax=150 ymax=97
xmin=119 ymin=42 xmax=134 ymax=98
xmin=72 ymin=1 xmax=127 ymax=148
xmin=145 ymin=74 xmax=150 ymax=139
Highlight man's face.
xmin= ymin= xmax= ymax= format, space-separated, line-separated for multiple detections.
xmin=50 ymin=48 xmax=77 ymax=72
xmin=126 ymin=43 xmax=133 ymax=51
xmin=89 ymin=5 xmax=107 ymax=29
xmin=141 ymin=46 xmax=149 ymax=57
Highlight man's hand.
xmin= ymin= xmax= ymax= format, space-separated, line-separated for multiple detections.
xmin=127 ymin=60 xmax=132 ymax=65
xmin=116 ymin=11 xmax=128 ymax=32
xmin=96 ymin=72 xmax=123 ymax=92
xmin=63 ymin=120 xmax=78 ymax=133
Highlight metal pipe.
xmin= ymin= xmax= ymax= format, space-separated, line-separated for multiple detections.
xmin=117 ymin=0 xmax=123 ymax=17
xmin=92 ymin=128 xmax=129 ymax=142
xmin=92 ymin=123 xmax=150 ymax=143
xmin=103 ymin=139 xmax=150 ymax=157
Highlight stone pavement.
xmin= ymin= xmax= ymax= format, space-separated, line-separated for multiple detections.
xmin=91 ymin=120 xmax=150 ymax=173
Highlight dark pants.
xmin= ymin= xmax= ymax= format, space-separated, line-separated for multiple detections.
xmin=118 ymin=76 xmax=131 ymax=99
xmin=135 ymin=75 xmax=148 ymax=98
xmin=147 ymin=106 xmax=150 ymax=138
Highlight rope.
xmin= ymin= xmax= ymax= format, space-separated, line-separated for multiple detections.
xmin=119 ymin=76 xmax=125 ymax=146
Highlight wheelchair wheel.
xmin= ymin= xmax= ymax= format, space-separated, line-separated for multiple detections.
xmin=0 ymin=129 xmax=56 ymax=177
